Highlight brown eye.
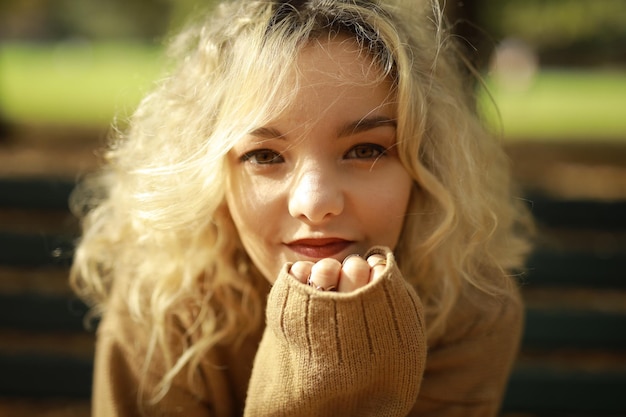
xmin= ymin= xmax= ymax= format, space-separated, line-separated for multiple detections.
xmin=240 ymin=149 xmax=284 ymax=164
xmin=345 ymin=144 xmax=387 ymax=160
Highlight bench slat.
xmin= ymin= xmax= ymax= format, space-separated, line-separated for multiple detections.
xmin=0 ymin=232 xmax=74 ymax=267
xmin=2 ymin=293 xmax=624 ymax=350
xmin=0 ymin=179 xmax=74 ymax=210
xmin=2 ymin=349 xmax=624 ymax=416
xmin=3 ymin=231 xmax=624 ymax=288
xmin=526 ymin=193 xmax=626 ymax=230
xmin=503 ymin=366 xmax=626 ymax=415
xmin=2 ymin=179 xmax=625 ymax=230
xmin=524 ymin=250 xmax=626 ymax=288
xmin=523 ymin=308 xmax=626 ymax=350
xmin=0 ymin=353 xmax=92 ymax=398
xmin=0 ymin=294 xmax=88 ymax=332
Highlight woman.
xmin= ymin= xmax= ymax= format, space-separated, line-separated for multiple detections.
xmin=70 ymin=0 xmax=532 ymax=415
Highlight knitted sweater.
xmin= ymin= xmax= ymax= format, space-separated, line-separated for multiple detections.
xmin=92 ymin=248 xmax=523 ymax=416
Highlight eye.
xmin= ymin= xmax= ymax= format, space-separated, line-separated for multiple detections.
xmin=345 ymin=143 xmax=387 ymax=160
xmin=240 ymin=149 xmax=284 ymax=165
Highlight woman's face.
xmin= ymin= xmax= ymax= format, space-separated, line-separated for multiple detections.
xmin=225 ymin=36 xmax=413 ymax=283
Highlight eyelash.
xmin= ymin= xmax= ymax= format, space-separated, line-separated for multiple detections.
xmin=239 ymin=143 xmax=388 ymax=165
xmin=345 ymin=143 xmax=388 ymax=160
xmin=239 ymin=149 xmax=284 ymax=165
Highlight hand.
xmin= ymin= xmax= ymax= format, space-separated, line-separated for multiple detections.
xmin=289 ymin=254 xmax=387 ymax=293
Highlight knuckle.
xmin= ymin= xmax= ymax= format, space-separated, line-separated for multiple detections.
xmin=290 ymin=261 xmax=313 ymax=282
xmin=342 ymin=257 xmax=369 ymax=278
xmin=311 ymin=258 xmax=341 ymax=280
xmin=340 ymin=256 xmax=370 ymax=289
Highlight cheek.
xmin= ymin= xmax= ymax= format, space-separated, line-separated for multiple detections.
xmin=225 ymin=177 xmax=283 ymax=256
xmin=227 ymin=186 xmax=268 ymax=236
xmin=226 ymin=175 xmax=257 ymax=242
xmin=364 ymin=171 xmax=413 ymax=245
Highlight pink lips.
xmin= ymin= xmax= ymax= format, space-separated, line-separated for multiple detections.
xmin=286 ymin=238 xmax=353 ymax=259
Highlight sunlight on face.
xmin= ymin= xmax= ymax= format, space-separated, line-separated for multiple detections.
xmin=225 ymin=36 xmax=414 ymax=283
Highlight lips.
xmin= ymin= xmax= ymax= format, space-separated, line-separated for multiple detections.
xmin=285 ymin=238 xmax=353 ymax=259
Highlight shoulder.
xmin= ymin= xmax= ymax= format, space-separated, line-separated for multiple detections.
xmin=431 ymin=275 xmax=524 ymax=349
xmin=414 ymin=274 xmax=524 ymax=408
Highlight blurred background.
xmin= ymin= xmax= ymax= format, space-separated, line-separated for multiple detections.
xmin=0 ymin=0 xmax=625 ymax=416
xmin=1 ymin=0 xmax=626 ymax=137
xmin=1 ymin=0 xmax=626 ymax=194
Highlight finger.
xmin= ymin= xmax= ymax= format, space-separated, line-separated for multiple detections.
xmin=366 ymin=254 xmax=387 ymax=282
xmin=290 ymin=261 xmax=314 ymax=284
xmin=338 ymin=255 xmax=370 ymax=292
xmin=309 ymin=258 xmax=341 ymax=291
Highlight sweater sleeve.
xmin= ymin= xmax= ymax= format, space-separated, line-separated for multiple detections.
xmin=244 ymin=247 xmax=427 ymax=417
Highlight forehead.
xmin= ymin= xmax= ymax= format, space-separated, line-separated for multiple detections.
xmin=250 ymin=37 xmax=392 ymax=130
xmin=219 ymin=33 xmax=394 ymax=143
xmin=267 ymin=35 xmax=394 ymax=119
xmin=295 ymin=35 xmax=389 ymax=89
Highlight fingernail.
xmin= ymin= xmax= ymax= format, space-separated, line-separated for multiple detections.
xmin=342 ymin=253 xmax=361 ymax=266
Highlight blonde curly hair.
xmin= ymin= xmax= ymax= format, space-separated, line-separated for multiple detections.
xmin=70 ymin=0 xmax=532 ymax=404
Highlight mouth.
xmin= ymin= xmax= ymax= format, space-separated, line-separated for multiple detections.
xmin=285 ymin=238 xmax=354 ymax=260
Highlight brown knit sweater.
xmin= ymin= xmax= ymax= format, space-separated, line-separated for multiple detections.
xmin=92 ymin=248 xmax=523 ymax=416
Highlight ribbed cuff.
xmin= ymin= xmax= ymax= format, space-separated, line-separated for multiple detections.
xmin=245 ymin=247 xmax=427 ymax=416
xmin=267 ymin=247 xmax=424 ymax=365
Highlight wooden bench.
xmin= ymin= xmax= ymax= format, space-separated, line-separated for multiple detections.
xmin=501 ymin=194 xmax=626 ymax=415
xmin=0 ymin=177 xmax=625 ymax=415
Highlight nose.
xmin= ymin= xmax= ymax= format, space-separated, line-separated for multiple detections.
xmin=288 ymin=166 xmax=344 ymax=223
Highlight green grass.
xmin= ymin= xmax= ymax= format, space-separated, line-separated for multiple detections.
xmin=479 ymin=70 xmax=626 ymax=142
xmin=2 ymin=42 xmax=626 ymax=142
xmin=0 ymin=41 xmax=163 ymax=127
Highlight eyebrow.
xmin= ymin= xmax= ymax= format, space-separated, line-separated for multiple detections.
xmin=248 ymin=116 xmax=397 ymax=140
xmin=337 ymin=116 xmax=397 ymax=138
xmin=248 ymin=126 xmax=284 ymax=140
